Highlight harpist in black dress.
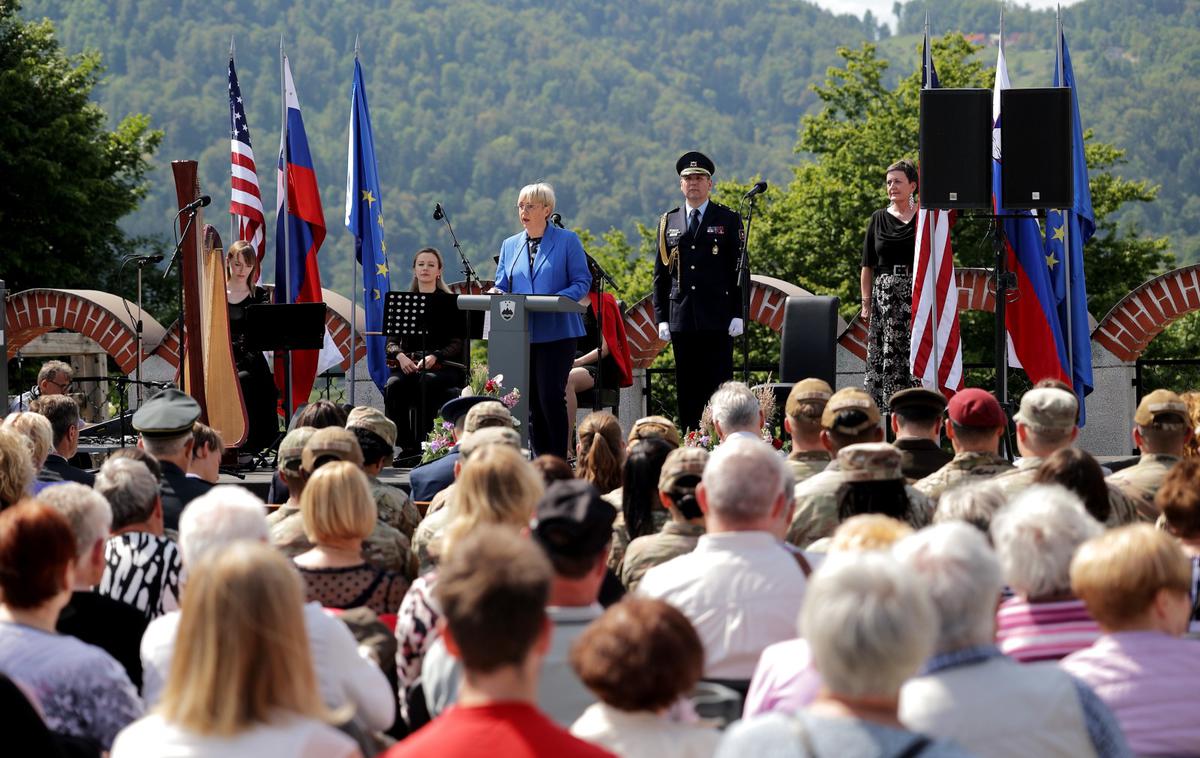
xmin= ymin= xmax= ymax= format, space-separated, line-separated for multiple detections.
xmin=860 ymin=160 xmax=922 ymax=410
xmin=226 ymin=241 xmax=280 ymax=453
xmin=384 ymin=248 xmax=467 ymax=455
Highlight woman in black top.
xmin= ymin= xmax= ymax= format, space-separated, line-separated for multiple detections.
xmin=384 ymin=248 xmax=467 ymax=457
xmin=860 ymin=159 xmax=922 ymax=409
xmin=226 ymin=240 xmax=280 ymax=452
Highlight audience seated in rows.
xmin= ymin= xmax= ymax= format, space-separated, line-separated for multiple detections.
xmin=620 ymin=446 xmax=708 ymax=592
xmin=708 ymin=381 xmax=764 ymax=444
xmin=608 ymin=436 xmax=674 ymax=572
xmin=576 ymin=411 xmax=625 ymax=497
xmin=4 ymin=411 xmax=58 ymax=494
xmin=347 ymin=407 xmax=420 ymax=538
xmin=0 ymin=425 xmax=35 ymax=508
xmin=37 ymin=395 xmax=94 ymax=486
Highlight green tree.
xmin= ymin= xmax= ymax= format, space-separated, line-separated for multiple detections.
xmin=0 ymin=0 xmax=162 ymax=295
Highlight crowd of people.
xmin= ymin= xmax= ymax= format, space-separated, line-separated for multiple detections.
xmin=2 ymin=357 xmax=1200 ymax=757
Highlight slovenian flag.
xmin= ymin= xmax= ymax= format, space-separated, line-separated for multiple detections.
xmin=275 ymin=56 xmax=341 ymax=412
xmin=993 ymin=43 xmax=1071 ymax=388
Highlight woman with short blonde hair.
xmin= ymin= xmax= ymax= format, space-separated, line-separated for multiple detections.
xmin=3 ymin=412 xmax=53 ymax=495
xmin=112 ymin=542 xmax=360 ymax=757
xmin=441 ymin=445 xmax=543 ymax=559
xmin=293 ymin=462 xmax=407 ymax=616
xmin=0 ymin=425 xmax=35 ymax=508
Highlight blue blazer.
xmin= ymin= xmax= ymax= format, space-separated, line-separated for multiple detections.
xmin=409 ymin=447 xmax=460 ymax=503
xmin=495 ymin=224 xmax=592 ymax=343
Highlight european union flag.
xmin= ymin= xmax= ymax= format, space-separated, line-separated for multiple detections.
xmin=344 ymin=56 xmax=391 ymax=391
xmin=1044 ymin=30 xmax=1095 ymax=424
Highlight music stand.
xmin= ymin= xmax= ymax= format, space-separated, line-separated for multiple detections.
xmin=384 ymin=293 xmax=435 ymax=457
xmin=243 ymin=303 xmax=327 ymax=468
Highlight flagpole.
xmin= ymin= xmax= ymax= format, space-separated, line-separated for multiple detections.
xmin=229 ymin=36 xmax=236 ymax=250
xmin=998 ymin=5 xmax=1009 ymax=408
xmin=1057 ymin=6 xmax=1075 ymax=390
xmin=280 ymin=36 xmax=294 ymax=422
xmin=349 ymin=36 xmax=360 ymax=406
xmin=923 ymin=12 xmax=943 ymax=393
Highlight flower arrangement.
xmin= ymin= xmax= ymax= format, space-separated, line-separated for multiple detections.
xmin=683 ymin=381 xmax=788 ymax=452
xmin=421 ymin=367 xmax=523 ymax=463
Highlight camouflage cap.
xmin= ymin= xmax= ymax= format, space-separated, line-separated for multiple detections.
xmin=658 ymin=446 xmax=709 ymax=493
xmin=1134 ymin=389 xmax=1189 ymax=428
xmin=628 ymin=415 xmax=681 ymax=448
xmin=837 ymin=442 xmax=903 ymax=482
xmin=346 ymin=406 xmax=397 ymax=448
xmin=1014 ymin=387 xmax=1077 ymax=432
xmin=459 ymin=426 xmax=523 ymax=459
xmin=277 ymin=426 xmax=318 ymax=472
xmin=821 ymin=388 xmax=881 ymax=435
xmin=785 ymin=378 xmax=833 ymax=420
xmin=301 ymin=426 xmax=365 ymax=472
xmin=464 ymin=400 xmax=514 ymax=433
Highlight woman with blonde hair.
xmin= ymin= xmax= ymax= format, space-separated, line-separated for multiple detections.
xmin=224 ymin=239 xmax=278 ymax=452
xmin=293 ymin=461 xmax=408 ymax=616
xmin=3 ymin=412 xmax=54 ymax=494
xmin=386 ymin=247 xmax=467 ymax=460
xmin=394 ymin=442 xmax=543 ymax=730
xmin=112 ymin=541 xmax=361 ymax=757
xmin=0 ymin=425 xmax=35 ymax=508
xmin=576 ymin=411 xmax=624 ymax=495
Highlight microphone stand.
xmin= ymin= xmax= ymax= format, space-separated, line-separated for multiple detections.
xmin=164 ymin=205 xmax=201 ymax=391
xmin=737 ymin=192 xmax=759 ymax=386
xmin=434 ymin=204 xmax=480 ymax=292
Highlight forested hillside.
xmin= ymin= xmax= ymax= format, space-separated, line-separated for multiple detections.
xmin=18 ymin=0 xmax=1200 ymax=305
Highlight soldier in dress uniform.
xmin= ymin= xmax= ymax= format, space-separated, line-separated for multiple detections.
xmin=914 ymin=388 xmax=1014 ymax=502
xmin=1106 ymin=389 xmax=1192 ymax=521
xmin=783 ymin=378 xmax=834 ymax=485
xmin=131 ymin=388 xmax=212 ymax=532
xmin=887 ymin=387 xmax=953 ymax=481
xmin=654 ymin=151 xmax=745 ymax=431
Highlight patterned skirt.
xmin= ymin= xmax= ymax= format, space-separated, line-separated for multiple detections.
xmin=864 ymin=271 xmax=920 ymax=410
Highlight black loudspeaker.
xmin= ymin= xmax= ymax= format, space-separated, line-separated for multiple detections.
xmin=919 ymin=88 xmax=992 ymax=209
xmin=1000 ymin=87 xmax=1072 ymax=209
xmin=778 ymin=295 xmax=838 ymax=386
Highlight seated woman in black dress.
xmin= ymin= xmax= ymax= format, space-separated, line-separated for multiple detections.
xmin=225 ymin=240 xmax=280 ymax=453
xmin=860 ymin=159 xmax=922 ymax=410
xmin=384 ymin=247 xmax=467 ymax=458
xmin=566 ymin=273 xmax=633 ymax=450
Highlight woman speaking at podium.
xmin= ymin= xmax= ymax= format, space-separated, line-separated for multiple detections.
xmin=225 ymin=240 xmax=279 ymax=452
xmin=492 ymin=183 xmax=592 ymax=459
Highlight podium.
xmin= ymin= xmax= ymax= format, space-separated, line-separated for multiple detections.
xmin=457 ymin=294 xmax=587 ymax=445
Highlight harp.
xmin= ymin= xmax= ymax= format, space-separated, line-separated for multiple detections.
xmin=171 ymin=160 xmax=249 ymax=448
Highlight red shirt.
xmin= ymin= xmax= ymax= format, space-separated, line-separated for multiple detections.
xmin=383 ymin=702 xmax=615 ymax=758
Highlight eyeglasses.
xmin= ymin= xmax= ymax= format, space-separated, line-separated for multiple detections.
xmin=49 ymin=379 xmax=72 ymax=392
xmin=517 ymin=202 xmax=544 ymax=212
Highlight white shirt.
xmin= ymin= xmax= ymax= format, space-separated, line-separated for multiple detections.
xmin=639 ymin=531 xmax=807 ymax=679
xmin=111 ymin=712 xmax=359 ymax=758
xmin=571 ymin=702 xmax=721 ymax=758
xmin=684 ymin=199 xmax=710 ymax=227
xmin=141 ymin=602 xmax=393 ymax=731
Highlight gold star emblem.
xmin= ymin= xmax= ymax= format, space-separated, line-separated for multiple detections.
xmin=380 ymin=239 xmax=387 ymax=253
xmin=1046 ymin=253 xmax=1059 ymax=269
xmin=372 ymin=288 xmax=381 ymax=300
xmin=377 ymin=214 xmax=385 ymax=230
xmin=1051 ymin=224 xmax=1066 ymax=243
xmin=361 ymin=189 xmax=376 ymax=206
xmin=375 ymin=262 xmax=388 ymax=276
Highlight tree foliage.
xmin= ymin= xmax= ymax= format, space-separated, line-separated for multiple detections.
xmin=0 ymin=0 xmax=162 ymax=298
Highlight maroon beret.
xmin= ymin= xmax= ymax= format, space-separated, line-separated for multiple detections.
xmin=947 ymin=388 xmax=1007 ymax=429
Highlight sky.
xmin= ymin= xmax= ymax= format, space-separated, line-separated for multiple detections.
xmin=810 ymin=0 xmax=1085 ymax=32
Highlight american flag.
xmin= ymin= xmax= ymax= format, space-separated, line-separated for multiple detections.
xmin=910 ymin=33 xmax=963 ymax=397
xmin=228 ymin=54 xmax=265 ymax=270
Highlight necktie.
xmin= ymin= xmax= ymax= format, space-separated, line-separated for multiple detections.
xmin=688 ymin=208 xmax=700 ymax=236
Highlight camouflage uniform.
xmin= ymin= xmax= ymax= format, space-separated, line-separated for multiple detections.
xmin=367 ymin=474 xmax=421 ymax=539
xmin=991 ymin=457 xmax=1140 ymax=526
xmin=787 ymin=450 xmax=831 ymax=486
xmin=412 ymin=506 xmax=452 ymax=575
xmin=914 ymin=451 xmax=1014 ymax=502
xmin=269 ymin=509 xmax=418 ymax=580
xmin=607 ymin=508 xmax=667 ymax=574
xmin=785 ymin=462 xmax=934 ymax=548
xmin=1106 ymin=453 xmax=1179 ymax=522
xmin=621 ymin=521 xmax=705 ymax=592
xmin=425 ymin=483 xmax=454 ymax=517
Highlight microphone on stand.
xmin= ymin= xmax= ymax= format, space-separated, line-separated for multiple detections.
xmin=433 ymin=203 xmax=445 ymax=221
xmin=742 ymin=180 xmax=768 ymax=200
xmin=551 ymin=212 xmax=564 ymax=228
xmin=179 ymin=195 xmax=212 ymax=214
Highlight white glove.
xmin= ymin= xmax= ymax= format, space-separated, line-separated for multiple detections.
xmin=728 ymin=318 xmax=744 ymax=337
xmin=657 ymin=322 xmax=671 ymax=341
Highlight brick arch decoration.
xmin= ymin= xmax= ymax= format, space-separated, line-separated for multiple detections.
xmin=1094 ymin=264 xmax=1200 ymax=361
xmin=5 ymin=289 xmax=167 ymax=374
xmin=622 ymin=275 xmax=830 ymax=368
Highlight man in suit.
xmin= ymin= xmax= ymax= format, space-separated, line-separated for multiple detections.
xmin=654 ymin=151 xmax=745 ymax=431
xmin=37 ymin=395 xmax=94 ymax=486
xmin=131 ymin=389 xmax=212 ymax=531
xmin=408 ymin=395 xmax=492 ymax=504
